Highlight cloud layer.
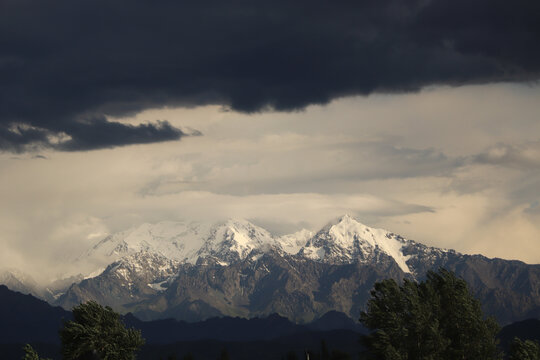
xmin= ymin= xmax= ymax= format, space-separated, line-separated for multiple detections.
xmin=1 ymin=0 xmax=539 ymax=151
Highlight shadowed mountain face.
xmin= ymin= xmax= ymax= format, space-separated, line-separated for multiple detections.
xmin=33 ymin=216 xmax=540 ymax=324
xmin=442 ymin=256 xmax=540 ymax=325
xmin=0 ymin=284 xmax=363 ymax=340
xmin=498 ymin=319 xmax=540 ymax=351
xmin=0 ymin=285 xmax=71 ymax=345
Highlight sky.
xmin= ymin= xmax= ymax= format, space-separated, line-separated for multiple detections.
xmin=0 ymin=0 xmax=539 ymax=282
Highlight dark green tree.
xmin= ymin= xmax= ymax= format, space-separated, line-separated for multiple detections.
xmin=59 ymin=301 xmax=145 ymax=360
xmin=22 ymin=344 xmax=51 ymax=360
xmin=509 ymin=338 xmax=540 ymax=360
xmin=360 ymin=268 xmax=501 ymax=360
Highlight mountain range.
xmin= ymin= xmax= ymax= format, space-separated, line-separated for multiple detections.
xmin=3 ymin=215 xmax=540 ymax=325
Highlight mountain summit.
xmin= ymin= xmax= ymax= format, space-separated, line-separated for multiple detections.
xmin=300 ymin=215 xmax=412 ymax=273
xmin=79 ymin=220 xmax=211 ymax=265
xmin=195 ymin=219 xmax=279 ymax=265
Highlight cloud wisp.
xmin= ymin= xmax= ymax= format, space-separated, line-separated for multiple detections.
xmin=1 ymin=0 xmax=539 ymax=151
xmin=473 ymin=141 xmax=540 ymax=170
xmin=138 ymin=140 xmax=464 ymax=197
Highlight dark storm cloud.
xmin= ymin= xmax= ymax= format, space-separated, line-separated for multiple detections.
xmin=54 ymin=117 xmax=186 ymax=151
xmin=0 ymin=117 xmax=186 ymax=152
xmin=0 ymin=0 xmax=539 ymax=151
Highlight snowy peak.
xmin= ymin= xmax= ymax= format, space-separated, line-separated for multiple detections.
xmin=299 ymin=215 xmax=412 ymax=273
xmin=196 ymin=219 xmax=281 ymax=264
xmin=324 ymin=214 xmax=379 ymax=247
xmin=79 ymin=218 xmax=284 ymax=276
xmin=118 ymin=221 xmax=210 ymax=261
xmin=78 ymin=220 xmax=212 ymax=269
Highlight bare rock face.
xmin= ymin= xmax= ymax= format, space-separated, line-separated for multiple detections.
xmin=55 ymin=216 xmax=540 ymax=325
xmin=58 ymin=251 xmax=181 ymax=312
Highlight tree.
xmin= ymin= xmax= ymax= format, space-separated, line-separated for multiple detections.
xmin=509 ymin=338 xmax=540 ymax=360
xmin=360 ymin=268 xmax=501 ymax=360
xmin=59 ymin=301 xmax=145 ymax=360
xmin=22 ymin=344 xmax=51 ymax=360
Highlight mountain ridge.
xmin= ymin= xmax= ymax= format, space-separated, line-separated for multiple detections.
xmin=73 ymin=215 xmax=437 ymax=279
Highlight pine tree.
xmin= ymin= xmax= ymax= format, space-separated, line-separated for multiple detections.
xmin=59 ymin=301 xmax=145 ymax=360
xmin=509 ymin=338 xmax=540 ymax=360
xmin=360 ymin=268 xmax=501 ymax=360
xmin=22 ymin=344 xmax=51 ymax=360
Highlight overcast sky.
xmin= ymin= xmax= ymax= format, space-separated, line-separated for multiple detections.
xmin=1 ymin=0 xmax=539 ymax=281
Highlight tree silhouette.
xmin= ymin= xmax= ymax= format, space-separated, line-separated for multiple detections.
xmin=360 ymin=268 xmax=501 ymax=360
xmin=509 ymin=338 xmax=540 ymax=360
xmin=22 ymin=344 xmax=51 ymax=360
xmin=59 ymin=301 xmax=144 ymax=360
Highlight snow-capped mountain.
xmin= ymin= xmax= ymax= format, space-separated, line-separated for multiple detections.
xmin=52 ymin=215 xmax=540 ymax=325
xmin=79 ymin=220 xmax=212 ymax=265
xmin=299 ymin=214 xmax=413 ymax=273
xmin=195 ymin=219 xmax=281 ymax=265
xmin=76 ymin=215 xmax=429 ymax=276
xmin=77 ymin=219 xmax=294 ymax=273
